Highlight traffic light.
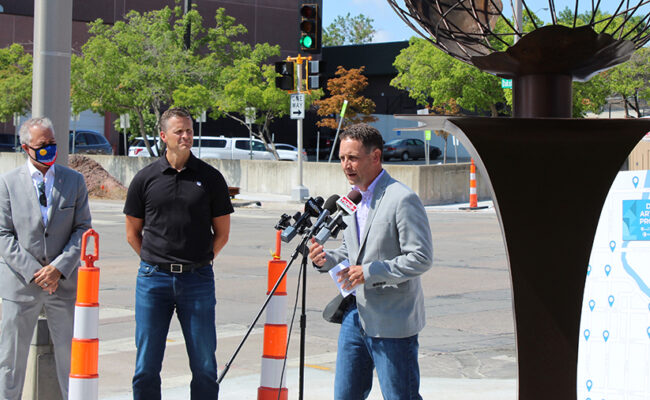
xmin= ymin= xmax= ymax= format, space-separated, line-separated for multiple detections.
xmin=299 ymin=4 xmax=321 ymax=53
xmin=306 ymin=60 xmax=326 ymax=90
xmin=275 ymin=61 xmax=294 ymax=91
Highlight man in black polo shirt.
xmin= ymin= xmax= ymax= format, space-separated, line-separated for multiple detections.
xmin=124 ymin=107 xmax=233 ymax=400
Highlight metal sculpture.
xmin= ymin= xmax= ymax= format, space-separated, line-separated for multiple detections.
xmin=388 ymin=1 xmax=650 ymax=399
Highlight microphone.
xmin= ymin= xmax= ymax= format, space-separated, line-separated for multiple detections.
xmin=308 ymin=195 xmax=340 ymax=237
xmin=281 ymin=196 xmax=324 ymax=243
xmin=314 ymin=190 xmax=362 ymax=245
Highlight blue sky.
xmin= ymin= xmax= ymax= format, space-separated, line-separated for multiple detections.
xmin=322 ymin=0 xmax=644 ymax=44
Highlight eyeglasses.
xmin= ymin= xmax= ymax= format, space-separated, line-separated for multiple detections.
xmin=38 ymin=182 xmax=47 ymax=207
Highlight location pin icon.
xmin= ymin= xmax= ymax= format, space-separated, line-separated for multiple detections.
xmin=584 ymin=329 xmax=590 ymax=341
xmin=605 ymin=264 xmax=612 ymax=276
xmin=633 ymin=176 xmax=639 ymax=188
xmin=647 ymin=327 xmax=650 ymax=339
xmin=603 ymin=330 xmax=610 ymax=342
xmin=589 ymin=300 xmax=596 ymax=311
xmin=608 ymin=295 xmax=615 ymax=307
xmin=586 ymin=380 xmax=593 ymax=391
xmin=609 ymin=241 xmax=616 ymax=252
xmin=587 ymin=265 xmax=591 ymax=276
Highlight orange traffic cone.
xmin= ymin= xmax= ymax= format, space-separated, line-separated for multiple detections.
xmin=69 ymin=229 xmax=100 ymax=400
xmin=460 ymin=159 xmax=488 ymax=210
xmin=257 ymin=231 xmax=289 ymax=400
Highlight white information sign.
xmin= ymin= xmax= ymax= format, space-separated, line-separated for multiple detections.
xmin=579 ymin=170 xmax=650 ymax=399
xmin=290 ymin=94 xmax=305 ymax=120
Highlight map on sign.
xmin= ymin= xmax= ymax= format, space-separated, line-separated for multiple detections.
xmin=290 ymin=94 xmax=305 ymax=120
xmin=578 ymin=170 xmax=650 ymax=400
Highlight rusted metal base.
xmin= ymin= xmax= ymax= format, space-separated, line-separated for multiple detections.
xmin=406 ymin=116 xmax=650 ymax=400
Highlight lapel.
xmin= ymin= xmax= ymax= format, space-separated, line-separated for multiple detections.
xmin=48 ymin=166 xmax=65 ymax=224
xmin=343 ymin=212 xmax=359 ymax=262
xmin=19 ymin=164 xmax=45 ymax=229
xmin=356 ymin=172 xmax=391 ymax=263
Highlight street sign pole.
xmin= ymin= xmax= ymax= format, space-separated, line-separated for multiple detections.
xmin=291 ymin=59 xmax=309 ymax=202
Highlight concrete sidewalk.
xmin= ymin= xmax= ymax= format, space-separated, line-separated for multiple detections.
xmin=102 ymin=367 xmax=516 ymax=399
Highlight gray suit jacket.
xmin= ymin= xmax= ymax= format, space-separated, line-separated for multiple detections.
xmin=0 ymin=163 xmax=91 ymax=301
xmin=321 ymin=172 xmax=433 ymax=338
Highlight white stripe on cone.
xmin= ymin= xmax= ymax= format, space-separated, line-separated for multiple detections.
xmin=260 ymin=357 xmax=288 ymax=388
xmin=69 ymin=377 xmax=98 ymax=400
xmin=73 ymin=306 xmax=99 ymax=339
xmin=265 ymin=295 xmax=288 ymax=325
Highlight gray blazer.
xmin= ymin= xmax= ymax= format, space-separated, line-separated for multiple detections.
xmin=321 ymin=172 xmax=433 ymax=338
xmin=0 ymin=164 xmax=91 ymax=301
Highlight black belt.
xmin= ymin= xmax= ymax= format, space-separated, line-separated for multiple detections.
xmin=147 ymin=260 xmax=212 ymax=273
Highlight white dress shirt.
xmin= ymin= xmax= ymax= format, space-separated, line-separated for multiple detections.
xmin=353 ymin=169 xmax=386 ymax=243
xmin=27 ymin=160 xmax=55 ymax=226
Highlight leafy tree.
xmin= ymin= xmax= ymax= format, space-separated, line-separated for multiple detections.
xmin=0 ymin=44 xmax=32 ymax=122
xmin=71 ymin=6 xmax=247 ymax=156
xmin=322 ymin=13 xmax=375 ymax=46
xmin=391 ymin=37 xmax=505 ymax=117
xmin=604 ymin=47 xmax=650 ymax=117
xmin=313 ymin=65 xmax=376 ymax=130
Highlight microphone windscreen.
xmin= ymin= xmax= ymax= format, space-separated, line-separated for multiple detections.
xmin=323 ymin=195 xmax=340 ymax=213
xmin=314 ymin=196 xmax=324 ymax=207
xmin=347 ymin=190 xmax=362 ymax=205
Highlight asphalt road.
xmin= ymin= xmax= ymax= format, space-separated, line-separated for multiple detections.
xmin=80 ymin=197 xmax=516 ymax=399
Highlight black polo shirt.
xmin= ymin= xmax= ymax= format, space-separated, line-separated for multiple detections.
xmin=123 ymin=153 xmax=234 ymax=264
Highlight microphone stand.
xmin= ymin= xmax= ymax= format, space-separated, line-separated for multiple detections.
xmin=217 ymin=230 xmax=314 ymax=400
xmin=298 ymin=241 xmax=308 ymax=400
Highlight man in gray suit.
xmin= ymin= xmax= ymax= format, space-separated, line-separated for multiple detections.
xmin=0 ymin=117 xmax=91 ymax=399
xmin=309 ymin=123 xmax=433 ymax=400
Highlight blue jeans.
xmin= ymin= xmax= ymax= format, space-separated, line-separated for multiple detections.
xmin=132 ymin=261 xmax=218 ymax=400
xmin=335 ymin=304 xmax=422 ymax=400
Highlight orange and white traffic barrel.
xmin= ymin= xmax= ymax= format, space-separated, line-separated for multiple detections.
xmin=460 ymin=159 xmax=488 ymax=210
xmin=69 ymin=229 xmax=100 ymax=400
xmin=258 ymin=231 xmax=288 ymax=400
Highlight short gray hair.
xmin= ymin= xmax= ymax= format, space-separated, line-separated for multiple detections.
xmin=19 ymin=117 xmax=55 ymax=145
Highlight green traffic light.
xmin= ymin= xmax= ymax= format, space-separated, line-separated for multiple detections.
xmin=300 ymin=35 xmax=314 ymax=48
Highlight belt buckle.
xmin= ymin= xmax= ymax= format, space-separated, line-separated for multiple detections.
xmin=170 ymin=263 xmax=183 ymax=273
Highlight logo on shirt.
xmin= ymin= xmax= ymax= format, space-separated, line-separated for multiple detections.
xmin=196 ymin=181 xmax=202 ymax=186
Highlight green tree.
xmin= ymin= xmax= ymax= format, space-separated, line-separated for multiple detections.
xmin=71 ymin=6 xmax=247 ymax=156
xmin=604 ymin=47 xmax=650 ymax=117
xmin=322 ymin=13 xmax=375 ymax=46
xmin=0 ymin=44 xmax=32 ymax=123
xmin=391 ymin=37 xmax=505 ymax=117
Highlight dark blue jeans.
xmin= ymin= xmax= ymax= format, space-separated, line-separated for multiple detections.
xmin=335 ymin=304 xmax=422 ymax=400
xmin=132 ymin=261 xmax=218 ymax=400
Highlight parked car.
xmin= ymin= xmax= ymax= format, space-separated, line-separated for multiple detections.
xmin=271 ymin=143 xmax=307 ymax=161
xmin=383 ymin=138 xmax=441 ymax=161
xmin=69 ymin=130 xmax=113 ymax=155
xmin=0 ymin=133 xmax=19 ymax=152
xmin=128 ymin=137 xmax=160 ymax=157
xmin=191 ymin=136 xmax=275 ymax=160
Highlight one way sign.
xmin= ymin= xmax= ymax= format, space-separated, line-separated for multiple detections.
xmin=290 ymin=93 xmax=305 ymax=120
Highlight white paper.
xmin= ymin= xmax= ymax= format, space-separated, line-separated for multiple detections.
xmin=328 ymin=260 xmax=356 ymax=297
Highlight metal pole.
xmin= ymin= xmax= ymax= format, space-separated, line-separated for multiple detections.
xmin=316 ymin=131 xmax=320 ymax=162
xmin=123 ymin=127 xmax=127 ymax=156
xmin=514 ymin=0 xmax=523 ymax=43
xmin=32 ymin=0 xmax=73 ymax=166
xmin=291 ymin=58 xmax=309 ymax=201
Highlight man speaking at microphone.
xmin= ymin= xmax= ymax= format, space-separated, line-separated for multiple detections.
xmin=309 ymin=123 xmax=433 ymax=399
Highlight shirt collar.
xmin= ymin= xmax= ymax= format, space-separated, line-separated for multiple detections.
xmin=353 ymin=169 xmax=385 ymax=202
xmin=159 ymin=152 xmax=199 ymax=173
xmin=26 ymin=159 xmax=55 ymax=180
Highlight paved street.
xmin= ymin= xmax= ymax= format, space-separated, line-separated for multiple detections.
xmin=84 ymin=196 xmax=516 ymax=399
xmin=2 ymin=197 xmax=516 ymax=399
